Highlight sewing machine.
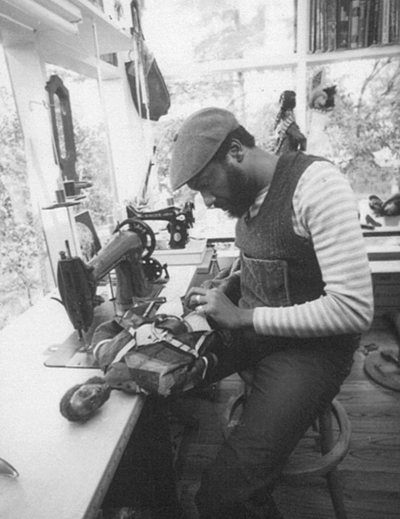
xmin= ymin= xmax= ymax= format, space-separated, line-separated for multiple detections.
xmin=126 ymin=202 xmax=195 ymax=249
xmin=47 ymin=219 xmax=168 ymax=368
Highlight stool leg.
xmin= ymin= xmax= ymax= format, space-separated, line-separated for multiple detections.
xmin=319 ymin=407 xmax=348 ymax=519
xmin=326 ymin=468 xmax=348 ymax=519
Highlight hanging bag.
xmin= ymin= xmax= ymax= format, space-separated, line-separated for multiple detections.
xmin=125 ymin=53 xmax=171 ymax=121
xmin=126 ymin=1 xmax=170 ymax=121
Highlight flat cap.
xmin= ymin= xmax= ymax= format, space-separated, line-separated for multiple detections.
xmin=170 ymin=107 xmax=240 ymax=191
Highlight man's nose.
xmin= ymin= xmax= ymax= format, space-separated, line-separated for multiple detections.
xmin=202 ymin=192 xmax=216 ymax=208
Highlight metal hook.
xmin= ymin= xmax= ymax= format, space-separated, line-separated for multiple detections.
xmin=29 ymin=99 xmax=54 ymax=111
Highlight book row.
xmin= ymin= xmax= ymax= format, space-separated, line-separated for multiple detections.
xmin=309 ymin=0 xmax=400 ymax=53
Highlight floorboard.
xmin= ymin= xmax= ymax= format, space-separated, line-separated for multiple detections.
xmin=175 ymin=320 xmax=400 ymax=519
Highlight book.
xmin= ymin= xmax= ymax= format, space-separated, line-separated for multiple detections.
xmin=372 ymin=0 xmax=382 ymax=45
xmin=358 ymin=0 xmax=368 ymax=47
xmin=350 ymin=0 xmax=361 ymax=48
xmin=309 ymin=0 xmax=316 ymax=52
xmin=395 ymin=0 xmax=400 ymax=43
xmin=337 ymin=0 xmax=351 ymax=48
xmin=388 ymin=0 xmax=398 ymax=42
xmin=316 ymin=0 xmax=322 ymax=51
xmin=320 ymin=0 xmax=329 ymax=52
xmin=326 ymin=0 xmax=338 ymax=50
xmin=381 ymin=0 xmax=390 ymax=44
xmin=367 ymin=0 xmax=376 ymax=46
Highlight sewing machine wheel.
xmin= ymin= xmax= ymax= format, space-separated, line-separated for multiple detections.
xmin=142 ymin=257 xmax=164 ymax=282
xmin=115 ymin=218 xmax=156 ymax=259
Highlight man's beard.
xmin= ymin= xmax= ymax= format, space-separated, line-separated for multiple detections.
xmin=224 ymin=163 xmax=259 ymax=218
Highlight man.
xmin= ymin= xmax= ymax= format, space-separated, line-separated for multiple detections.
xmin=170 ymin=107 xmax=374 ymax=519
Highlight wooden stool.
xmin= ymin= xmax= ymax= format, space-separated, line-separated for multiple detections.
xmin=222 ymin=392 xmax=351 ymax=519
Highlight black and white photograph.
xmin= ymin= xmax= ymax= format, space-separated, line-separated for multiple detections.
xmin=0 ymin=1 xmax=399 ymax=518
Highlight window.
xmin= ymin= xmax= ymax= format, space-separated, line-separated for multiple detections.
xmin=0 ymin=52 xmax=116 ymax=330
xmin=141 ymin=1 xmax=400 ymax=240
xmin=45 ymin=64 xmax=114 ymax=243
xmin=0 ymin=46 xmax=48 ymax=329
xmin=307 ymin=58 xmax=400 ymax=200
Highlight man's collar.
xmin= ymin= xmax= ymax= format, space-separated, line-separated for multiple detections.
xmin=246 ymin=186 xmax=269 ymax=221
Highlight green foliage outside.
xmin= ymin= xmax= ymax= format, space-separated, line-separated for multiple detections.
xmin=324 ymin=58 xmax=400 ymax=198
xmin=74 ymin=122 xmax=114 ymax=228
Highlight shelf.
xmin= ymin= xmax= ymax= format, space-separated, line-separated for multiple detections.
xmin=305 ymin=43 xmax=400 ymax=65
xmin=68 ymin=0 xmax=132 ymax=54
xmin=37 ymin=29 xmax=126 ymax=79
xmin=163 ymin=54 xmax=301 ymax=79
xmin=0 ymin=0 xmax=132 ymax=79
xmin=164 ymin=43 xmax=400 ymax=79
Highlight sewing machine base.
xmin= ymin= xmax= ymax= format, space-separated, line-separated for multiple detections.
xmin=44 ymin=341 xmax=100 ymax=369
xmin=44 ymin=288 xmax=163 ymax=369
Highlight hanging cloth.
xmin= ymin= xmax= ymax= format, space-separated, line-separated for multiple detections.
xmin=126 ymin=1 xmax=170 ymax=121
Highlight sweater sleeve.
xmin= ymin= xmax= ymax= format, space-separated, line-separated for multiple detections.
xmin=253 ymin=161 xmax=374 ymax=337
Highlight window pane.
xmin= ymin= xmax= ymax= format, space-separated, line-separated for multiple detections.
xmin=0 ymin=46 xmax=48 ymax=329
xmin=143 ymin=0 xmax=295 ymax=70
xmin=307 ymin=58 xmax=400 ymax=199
xmin=45 ymin=64 xmax=114 ymax=244
xmin=153 ymin=66 xmax=297 ymax=239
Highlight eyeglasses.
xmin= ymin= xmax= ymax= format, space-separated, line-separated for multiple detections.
xmin=0 ymin=458 xmax=19 ymax=478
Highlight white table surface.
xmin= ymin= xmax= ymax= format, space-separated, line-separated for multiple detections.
xmin=0 ymin=265 xmax=196 ymax=519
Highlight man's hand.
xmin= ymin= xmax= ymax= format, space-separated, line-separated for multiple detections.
xmin=184 ymin=287 xmax=253 ymax=329
xmin=202 ymin=270 xmax=241 ymax=305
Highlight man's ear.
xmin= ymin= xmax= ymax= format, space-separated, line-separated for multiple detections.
xmin=228 ymin=138 xmax=246 ymax=163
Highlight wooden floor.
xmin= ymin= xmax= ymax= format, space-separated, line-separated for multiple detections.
xmin=174 ymin=319 xmax=400 ymax=519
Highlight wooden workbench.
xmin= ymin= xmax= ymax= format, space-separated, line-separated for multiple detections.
xmin=0 ymin=264 xmax=197 ymax=519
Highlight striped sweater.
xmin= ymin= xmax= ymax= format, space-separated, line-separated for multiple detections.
xmin=250 ymin=159 xmax=374 ymax=338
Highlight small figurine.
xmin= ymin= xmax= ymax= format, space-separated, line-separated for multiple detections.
xmin=309 ymin=69 xmax=337 ymax=112
xmin=274 ymin=90 xmax=307 ymax=154
xmin=307 ymin=70 xmax=337 ymax=156
xmin=310 ymin=85 xmax=337 ymax=111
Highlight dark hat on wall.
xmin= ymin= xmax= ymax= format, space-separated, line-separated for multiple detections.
xmin=170 ymin=107 xmax=240 ymax=191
